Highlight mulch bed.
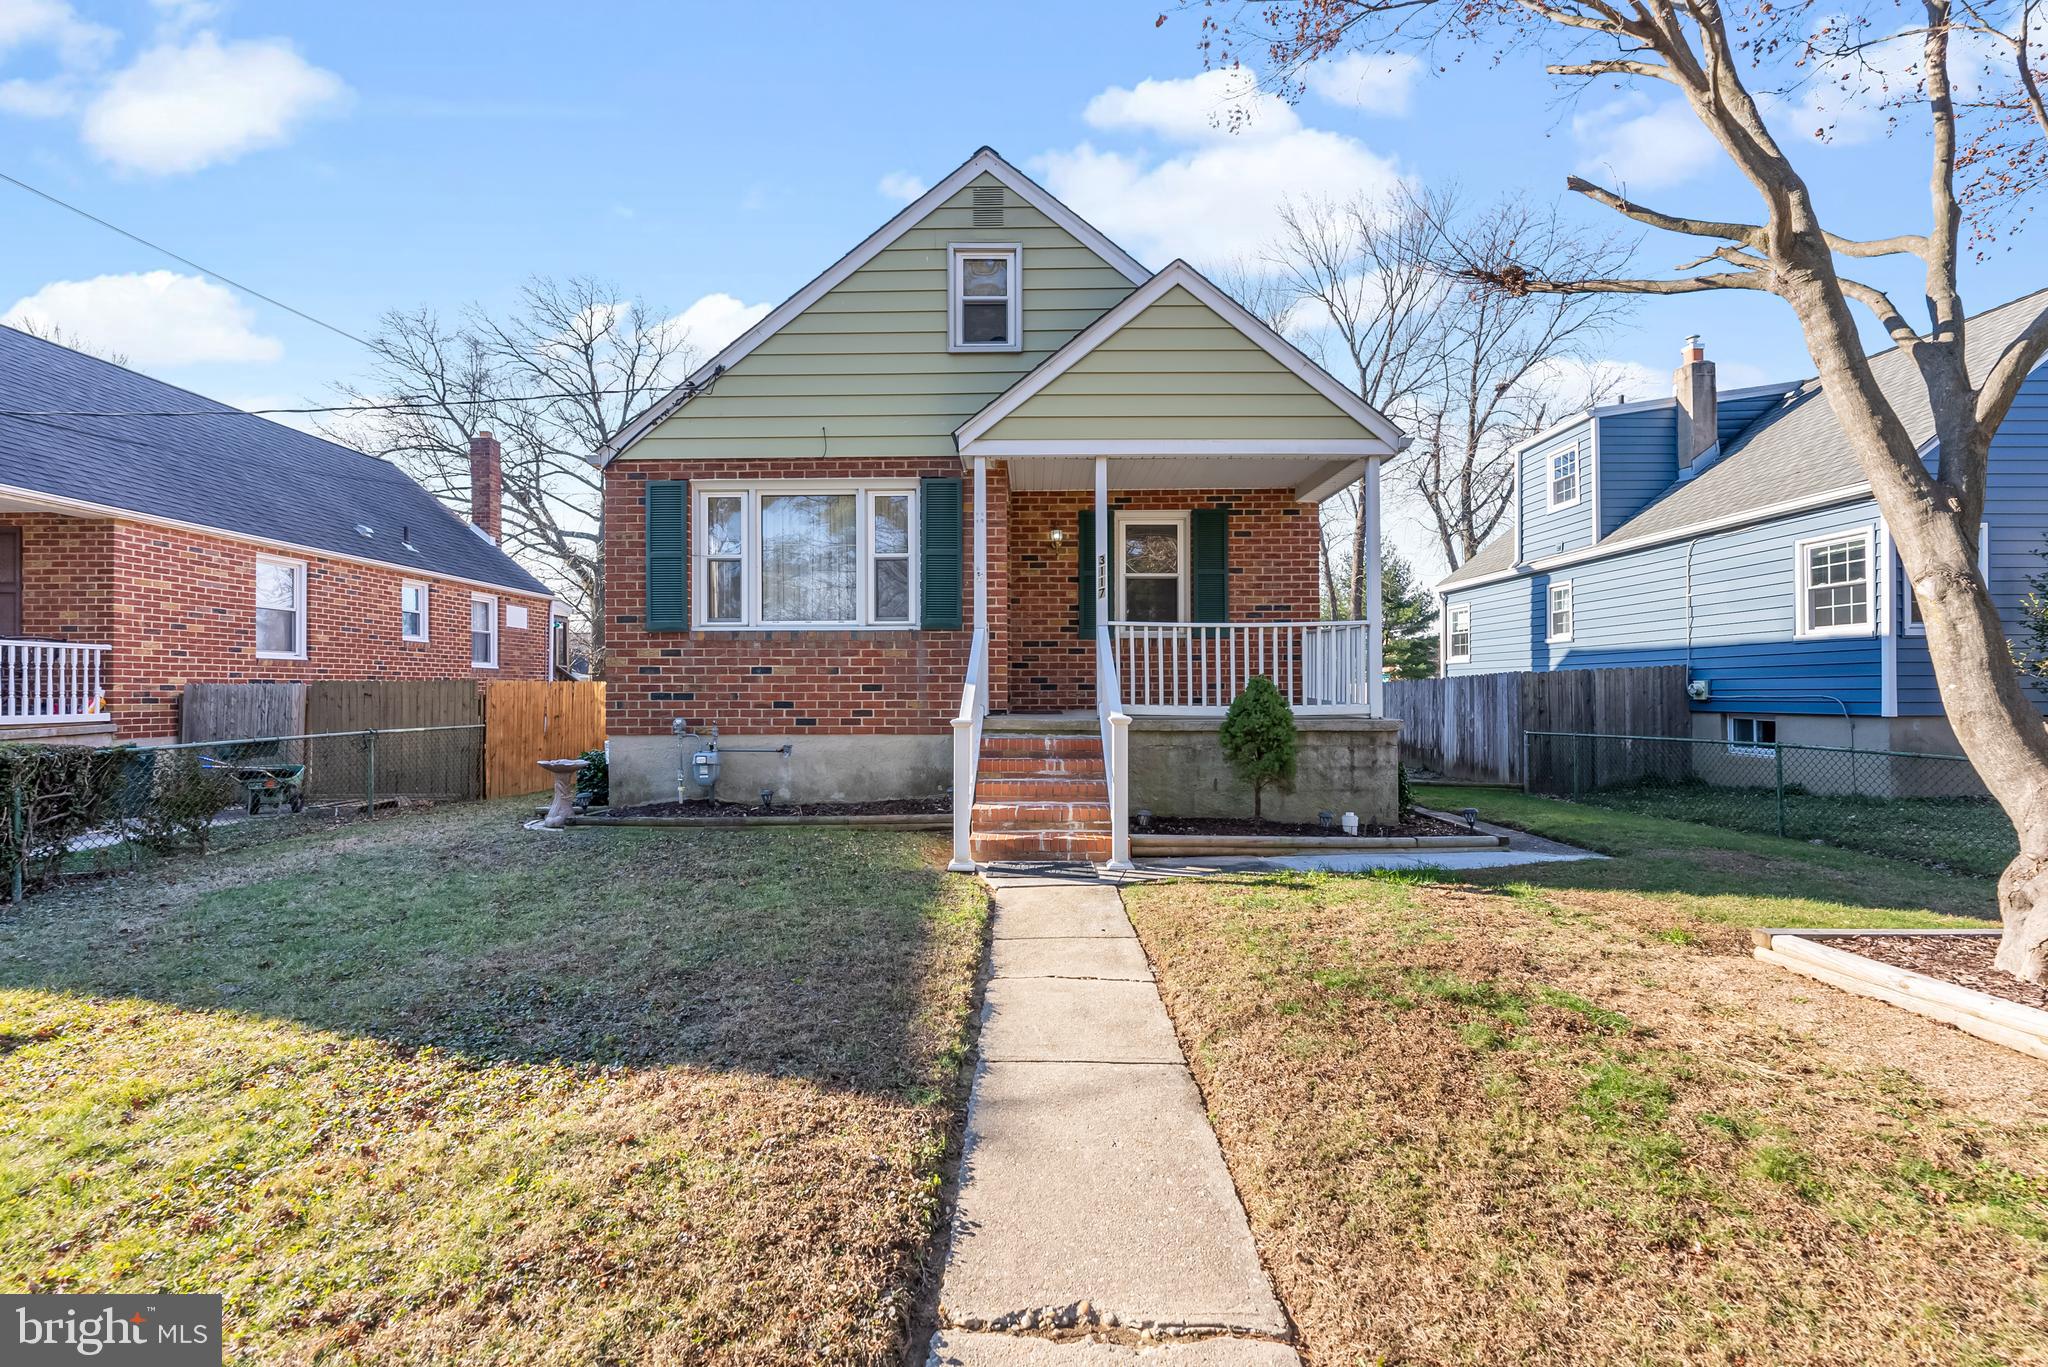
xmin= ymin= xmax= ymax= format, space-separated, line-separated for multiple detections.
xmin=1830 ymin=933 xmax=2048 ymax=1011
xmin=1140 ymin=811 xmax=1472 ymax=838
xmin=606 ymin=796 xmax=949 ymax=819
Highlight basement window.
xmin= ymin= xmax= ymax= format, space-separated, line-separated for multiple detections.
xmin=948 ymin=244 xmax=1021 ymax=352
xmin=1727 ymin=715 xmax=1777 ymax=757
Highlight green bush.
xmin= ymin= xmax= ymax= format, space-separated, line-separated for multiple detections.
xmin=576 ymin=747 xmax=609 ymax=805
xmin=0 ymin=744 xmax=131 ymax=895
xmin=1398 ymin=761 xmax=1415 ymax=818
xmin=1219 ymin=675 xmax=1298 ymax=821
xmin=135 ymin=751 xmax=241 ymax=855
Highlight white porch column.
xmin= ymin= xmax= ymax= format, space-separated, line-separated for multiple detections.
xmin=1093 ymin=455 xmax=1110 ymax=621
xmin=1364 ymin=457 xmax=1384 ymax=717
xmin=972 ymin=454 xmax=988 ymax=632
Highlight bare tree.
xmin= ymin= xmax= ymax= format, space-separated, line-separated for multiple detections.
xmin=331 ymin=277 xmax=692 ymax=671
xmin=1175 ymin=0 xmax=2048 ymax=982
xmin=9 ymin=318 xmax=129 ymax=367
xmin=1267 ymin=189 xmax=1631 ymax=609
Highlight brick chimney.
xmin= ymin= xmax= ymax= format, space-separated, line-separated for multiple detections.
xmin=468 ymin=431 xmax=503 ymax=542
xmin=1673 ymin=335 xmax=1718 ymax=469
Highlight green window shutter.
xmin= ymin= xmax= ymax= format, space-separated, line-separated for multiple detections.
xmin=1191 ymin=507 xmax=1229 ymax=623
xmin=1076 ymin=509 xmax=1096 ymax=634
xmin=920 ymin=476 xmax=963 ymax=630
xmin=644 ymin=480 xmax=689 ymax=631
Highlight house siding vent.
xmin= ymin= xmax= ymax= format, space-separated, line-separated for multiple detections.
xmin=971 ymin=186 xmax=1005 ymax=227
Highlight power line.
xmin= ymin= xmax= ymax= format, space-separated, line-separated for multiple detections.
xmin=0 ymin=169 xmax=377 ymax=350
xmin=0 ymin=383 xmax=685 ymax=420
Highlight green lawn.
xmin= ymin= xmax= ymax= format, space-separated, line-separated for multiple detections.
xmin=1126 ymin=787 xmax=2048 ymax=1366
xmin=0 ymin=801 xmax=987 ymax=1365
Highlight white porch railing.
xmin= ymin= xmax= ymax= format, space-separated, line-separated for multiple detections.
xmin=1108 ymin=619 xmax=1377 ymax=716
xmin=0 ymin=639 xmax=110 ymax=724
xmin=947 ymin=625 xmax=990 ymax=872
xmin=1095 ymin=619 xmax=1133 ymax=871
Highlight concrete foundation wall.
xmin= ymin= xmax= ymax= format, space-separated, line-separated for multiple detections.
xmin=1682 ymin=710 xmax=1982 ymax=798
xmin=607 ymin=732 xmax=951 ymax=809
xmin=1125 ymin=716 xmax=1401 ymax=826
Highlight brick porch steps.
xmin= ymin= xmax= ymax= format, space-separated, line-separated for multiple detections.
xmin=969 ymin=726 xmax=1112 ymax=863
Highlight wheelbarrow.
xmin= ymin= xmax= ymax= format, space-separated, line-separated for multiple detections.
xmin=200 ymin=755 xmax=307 ymax=814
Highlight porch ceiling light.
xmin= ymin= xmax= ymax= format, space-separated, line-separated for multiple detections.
xmin=1048 ymin=527 xmax=1066 ymax=545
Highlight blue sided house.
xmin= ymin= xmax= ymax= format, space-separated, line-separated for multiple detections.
xmin=1435 ymin=289 xmax=2048 ymax=757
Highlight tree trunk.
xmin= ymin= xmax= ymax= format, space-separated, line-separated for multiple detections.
xmin=1349 ymin=475 xmax=1368 ymax=621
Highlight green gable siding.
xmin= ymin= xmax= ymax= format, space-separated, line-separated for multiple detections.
xmin=978 ymin=286 xmax=1365 ymax=443
xmin=629 ymin=174 xmax=1140 ymax=459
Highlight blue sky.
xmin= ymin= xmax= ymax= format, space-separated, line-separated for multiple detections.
xmin=3 ymin=0 xmax=2041 ymax=577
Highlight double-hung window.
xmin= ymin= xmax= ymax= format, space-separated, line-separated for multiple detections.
xmin=1901 ymin=522 xmax=1991 ymax=634
xmin=471 ymin=594 xmax=498 ymax=667
xmin=1797 ymin=531 xmax=1872 ymax=637
xmin=695 ymin=482 xmax=918 ymax=629
xmin=254 ymin=555 xmax=306 ymax=659
xmin=948 ymin=244 xmax=1021 ymax=352
xmin=401 ymin=580 xmax=429 ymax=642
xmin=1547 ymin=581 xmax=1574 ymax=642
xmin=1446 ymin=603 xmax=1472 ymax=664
xmin=1548 ymin=445 xmax=1581 ymax=509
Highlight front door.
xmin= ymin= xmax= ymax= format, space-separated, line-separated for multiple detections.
xmin=0 ymin=528 xmax=19 ymax=637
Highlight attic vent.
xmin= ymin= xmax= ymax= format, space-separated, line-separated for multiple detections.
xmin=971 ymin=185 xmax=1005 ymax=227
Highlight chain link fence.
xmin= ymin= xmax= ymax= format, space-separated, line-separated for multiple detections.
xmin=1524 ymin=729 xmax=2015 ymax=878
xmin=4 ymin=725 xmax=486 ymax=900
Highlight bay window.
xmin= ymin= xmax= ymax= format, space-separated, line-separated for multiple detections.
xmin=695 ymin=482 xmax=918 ymax=629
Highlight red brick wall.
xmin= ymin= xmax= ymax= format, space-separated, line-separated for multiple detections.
xmin=604 ymin=456 xmax=1003 ymax=738
xmin=5 ymin=514 xmax=552 ymax=740
xmin=603 ymin=463 xmax=1322 ymax=734
xmin=1005 ymin=487 xmax=1320 ymax=711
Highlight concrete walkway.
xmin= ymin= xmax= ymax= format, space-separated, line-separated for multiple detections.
xmin=929 ymin=869 xmax=1297 ymax=1365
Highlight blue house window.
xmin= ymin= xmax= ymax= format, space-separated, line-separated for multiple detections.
xmin=1446 ymin=603 xmax=1471 ymax=663
xmin=1727 ymin=716 xmax=1777 ymax=757
xmin=1796 ymin=530 xmax=1873 ymax=638
xmin=1547 ymin=446 xmax=1582 ymax=510
xmin=1546 ymin=581 xmax=1574 ymax=643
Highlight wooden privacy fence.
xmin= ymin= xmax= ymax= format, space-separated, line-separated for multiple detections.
xmin=1385 ymin=665 xmax=1691 ymax=784
xmin=181 ymin=682 xmax=306 ymax=743
xmin=482 ymin=681 xmax=606 ymax=798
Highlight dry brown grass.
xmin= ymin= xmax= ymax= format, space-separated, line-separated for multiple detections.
xmin=1125 ymin=840 xmax=2048 ymax=1366
xmin=0 ymin=802 xmax=988 ymax=1364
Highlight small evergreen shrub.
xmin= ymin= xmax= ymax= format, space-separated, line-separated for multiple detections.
xmin=1219 ymin=675 xmax=1298 ymax=821
xmin=576 ymin=747 xmax=610 ymax=805
xmin=1398 ymin=761 xmax=1415 ymax=818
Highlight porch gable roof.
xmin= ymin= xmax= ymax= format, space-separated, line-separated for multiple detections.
xmin=954 ymin=261 xmax=1408 ymax=461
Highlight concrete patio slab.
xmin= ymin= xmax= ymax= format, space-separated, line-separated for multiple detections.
xmin=990 ymin=935 xmax=1153 ymax=982
xmin=940 ymin=1060 xmax=1288 ymax=1337
xmin=928 ymin=1331 xmax=1299 ymax=1365
xmin=979 ymin=978 xmax=1184 ymax=1063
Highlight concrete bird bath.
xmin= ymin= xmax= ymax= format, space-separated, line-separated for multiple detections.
xmin=532 ymin=757 xmax=586 ymax=831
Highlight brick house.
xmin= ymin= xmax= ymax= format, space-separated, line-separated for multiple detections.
xmin=597 ymin=149 xmax=1407 ymax=865
xmin=0 ymin=326 xmax=556 ymax=743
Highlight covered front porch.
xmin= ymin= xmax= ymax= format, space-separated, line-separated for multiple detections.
xmin=0 ymin=509 xmax=116 ymax=742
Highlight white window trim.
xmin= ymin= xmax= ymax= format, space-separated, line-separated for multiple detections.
xmin=1545 ymin=444 xmax=1583 ymax=512
xmin=1901 ymin=521 xmax=1991 ymax=636
xmin=1445 ymin=602 xmax=1472 ymax=665
xmin=1726 ymin=715 xmax=1778 ymax=758
xmin=253 ymin=553 xmax=307 ymax=661
xmin=401 ymin=579 xmax=430 ymax=643
xmin=1112 ymin=510 xmax=1191 ymax=623
xmin=1546 ymin=580 xmax=1575 ymax=644
xmin=692 ymin=479 xmax=920 ymax=632
xmin=470 ymin=592 xmax=499 ymax=669
xmin=947 ymin=243 xmax=1023 ymax=354
xmin=1794 ymin=528 xmax=1877 ymax=639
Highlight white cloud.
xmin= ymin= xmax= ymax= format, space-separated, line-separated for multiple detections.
xmin=1083 ymin=67 xmax=1298 ymax=142
xmin=1520 ymin=355 xmax=1665 ymax=411
xmin=664 ymin=292 xmax=773 ymax=359
xmin=1301 ymin=51 xmax=1422 ymax=116
xmin=81 ymin=31 xmax=347 ymax=175
xmin=0 ymin=73 xmax=76 ymax=115
xmin=0 ymin=0 xmax=114 ymax=66
xmin=1571 ymin=92 xmax=1720 ymax=190
xmin=3 ymin=271 xmax=283 ymax=364
xmin=876 ymin=170 xmax=927 ymax=203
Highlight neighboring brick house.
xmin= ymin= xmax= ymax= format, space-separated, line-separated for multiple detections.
xmin=597 ymin=148 xmax=1408 ymax=865
xmin=0 ymin=325 xmax=556 ymax=742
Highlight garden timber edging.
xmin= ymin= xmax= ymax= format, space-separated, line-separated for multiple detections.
xmin=567 ymin=813 xmax=948 ymax=831
xmin=1752 ymin=928 xmax=2048 ymax=1061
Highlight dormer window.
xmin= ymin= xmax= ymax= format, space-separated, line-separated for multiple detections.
xmin=949 ymin=244 xmax=1021 ymax=352
xmin=1547 ymin=445 xmax=1582 ymax=510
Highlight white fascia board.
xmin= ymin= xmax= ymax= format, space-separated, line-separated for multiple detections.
xmin=954 ymin=259 xmax=1410 ymax=452
xmin=598 ymin=148 xmax=1152 ymax=466
xmin=0 ymin=482 xmax=553 ymax=600
xmin=1437 ymin=482 xmax=1878 ymax=591
xmin=960 ymin=438 xmax=1393 ymax=458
